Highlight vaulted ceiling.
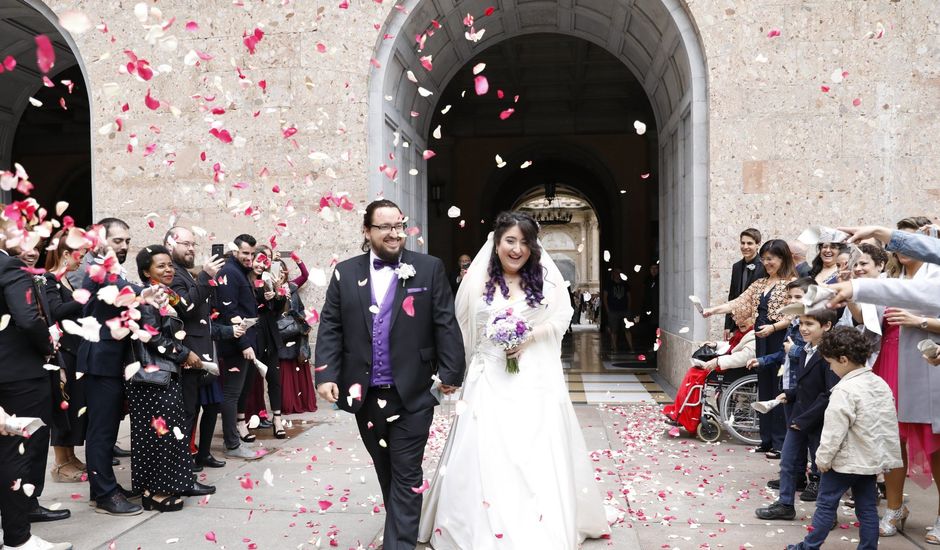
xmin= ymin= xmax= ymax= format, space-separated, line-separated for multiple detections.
xmin=432 ymin=33 xmax=655 ymax=137
xmin=378 ymin=0 xmax=697 ymax=141
xmin=0 ymin=0 xmax=82 ymax=169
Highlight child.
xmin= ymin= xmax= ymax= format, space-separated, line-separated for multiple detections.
xmin=755 ymin=308 xmax=840 ymax=520
xmin=747 ymin=278 xmax=811 ymax=494
xmin=786 ymin=327 xmax=903 ymax=550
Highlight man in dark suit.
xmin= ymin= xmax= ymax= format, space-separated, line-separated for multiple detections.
xmin=79 ymin=218 xmax=165 ymax=515
xmin=315 ymin=200 xmax=466 ymax=550
xmin=215 ymin=233 xmax=262 ymax=461
xmin=164 ymin=227 xmax=226 ymax=486
xmin=725 ymin=228 xmax=766 ymax=339
xmin=0 ymin=217 xmax=72 ymax=549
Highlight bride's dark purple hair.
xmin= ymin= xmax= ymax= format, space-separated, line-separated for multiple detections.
xmin=485 ymin=211 xmax=545 ymax=308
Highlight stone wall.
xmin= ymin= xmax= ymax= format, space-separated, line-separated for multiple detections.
xmin=693 ymin=0 xmax=940 ymax=326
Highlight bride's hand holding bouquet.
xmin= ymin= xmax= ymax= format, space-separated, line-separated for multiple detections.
xmin=485 ymin=307 xmax=532 ymax=374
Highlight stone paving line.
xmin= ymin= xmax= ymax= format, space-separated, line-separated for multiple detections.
xmin=26 ymin=400 xmax=934 ymax=549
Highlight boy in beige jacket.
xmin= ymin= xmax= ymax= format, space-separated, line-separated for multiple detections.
xmin=786 ymin=326 xmax=903 ymax=550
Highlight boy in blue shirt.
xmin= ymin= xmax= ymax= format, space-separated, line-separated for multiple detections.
xmin=755 ymin=308 xmax=840 ymax=520
xmin=748 ymin=278 xmax=813 ymax=495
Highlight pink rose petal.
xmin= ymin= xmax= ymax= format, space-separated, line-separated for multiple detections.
xmin=34 ymin=35 xmax=55 ymax=73
xmin=767 ymin=29 xmax=781 ymax=38
xmin=474 ymin=75 xmax=489 ymax=95
xmin=402 ymin=295 xmax=415 ymax=317
xmin=144 ymin=89 xmax=160 ymax=110
xmin=411 ymin=479 xmax=430 ymax=494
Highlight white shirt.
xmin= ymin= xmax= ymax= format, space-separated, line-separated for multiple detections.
xmin=370 ymin=251 xmax=396 ymax=305
xmin=803 ymin=343 xmax=817 ymax=367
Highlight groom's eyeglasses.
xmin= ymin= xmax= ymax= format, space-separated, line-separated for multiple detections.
xmin=370 ymin=223 xmax=407 ymax=234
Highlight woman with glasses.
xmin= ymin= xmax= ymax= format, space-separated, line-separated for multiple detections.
xmin=703 ymin=239 xmax=798 ymax=458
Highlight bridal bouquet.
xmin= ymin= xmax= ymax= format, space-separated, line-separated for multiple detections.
xmin=485 ymin=308 xmax=531 ymax=374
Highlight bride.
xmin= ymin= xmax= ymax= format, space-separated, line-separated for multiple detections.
xmin=418 ymin=211 xmax=610 ymax=549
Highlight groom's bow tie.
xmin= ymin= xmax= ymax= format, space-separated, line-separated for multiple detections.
xmin=373 ymin=258 xmax=400 ymax=270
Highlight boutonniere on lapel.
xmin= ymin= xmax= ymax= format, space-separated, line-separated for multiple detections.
xmin=394 ymin=262 xmax=416 ymax=286
xmin=746 ymin=263 xmax=756 ymax=271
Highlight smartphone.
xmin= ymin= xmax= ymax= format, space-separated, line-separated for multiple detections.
xmin=211 ymin=243 xmax=225 ymax=258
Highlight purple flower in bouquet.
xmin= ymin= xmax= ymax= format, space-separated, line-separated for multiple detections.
xmin=484 ymin=307 xmax=532 ymax=374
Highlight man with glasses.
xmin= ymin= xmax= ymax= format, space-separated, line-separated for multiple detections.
xmin=164 ymin=228 xmax=228 ymax=481
xmin=315 ymin=199 xmax=466 ymax=549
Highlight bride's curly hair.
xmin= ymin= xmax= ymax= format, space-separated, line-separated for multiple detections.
xmin=485 ymin=211 xmax=545 ymax=308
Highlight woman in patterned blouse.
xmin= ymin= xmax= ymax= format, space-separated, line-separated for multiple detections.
xmin=704 ymin=239 xmax=797 ymax=457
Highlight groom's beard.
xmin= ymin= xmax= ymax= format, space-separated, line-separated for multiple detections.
xmin=374 ymin=247 xmax=404 ymax=263
xmin=371 ymin=239 xmax=404 ymax=263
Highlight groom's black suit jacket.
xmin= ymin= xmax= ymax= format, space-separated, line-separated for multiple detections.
xmin=314 ymin=249 xmax=466 ymax=414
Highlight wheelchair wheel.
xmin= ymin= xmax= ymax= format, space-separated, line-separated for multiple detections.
xmin=696 ymin=414 xmax=722 ymax=443
xmin=718 ymin=373 xmax=761 ymax=446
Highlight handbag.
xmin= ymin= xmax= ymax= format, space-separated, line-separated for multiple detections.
xmin=127 ymin=340 xmax=176 ymax=387
xmin=277 ymin=311 xmax=310 ymax=341
xmin=691 ymin=343 xmax=720 ymax=363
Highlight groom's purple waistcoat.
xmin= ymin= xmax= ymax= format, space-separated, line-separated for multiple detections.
xmin=369 ymin=274 xmax=397 ymax=386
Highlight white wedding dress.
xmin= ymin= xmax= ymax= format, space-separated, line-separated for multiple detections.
xmin=418 ymin=245 xmax=610 ymax=549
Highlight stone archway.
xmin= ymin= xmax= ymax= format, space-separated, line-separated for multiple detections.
xmin=0 ymin=0 xmax=94 ymax=226
xmin=369 ymin=0 xmax=709 ymax=345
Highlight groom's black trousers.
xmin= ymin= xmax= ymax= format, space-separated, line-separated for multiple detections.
xmin=355 ymin=386 xmax=433 ymax=550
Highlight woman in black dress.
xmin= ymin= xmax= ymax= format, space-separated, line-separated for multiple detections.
xmin=129 ymin=245 xmax=209 ymax=512
xmin=241 ymin=245 xmax=288 ymax=438
xmin=43 ymin=231 xmax=89 ymax=483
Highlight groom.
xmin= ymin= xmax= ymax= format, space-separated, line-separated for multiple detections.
xmin=315 ymin=199 xmax=466 ymax=549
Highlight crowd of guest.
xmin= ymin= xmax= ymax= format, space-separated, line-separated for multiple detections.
xmin=697 ymin=220 xmax=940 ymax=548
xmin=0 ymin=214 xmax=318 ymax=550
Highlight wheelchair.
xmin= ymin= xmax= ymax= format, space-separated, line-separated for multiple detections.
xmin=701 ymin=367 xmax=761 ymax=445
xmin=667 ymin=366 xmax=760 ymax=445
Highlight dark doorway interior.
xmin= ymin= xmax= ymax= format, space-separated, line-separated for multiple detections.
xmin=0 ymin=0 xmax=92 ymax=228
xmin=426 ymin=33 xmax=659 ymax=353
xmin=12 ymin=64 xmax=92 ymax=228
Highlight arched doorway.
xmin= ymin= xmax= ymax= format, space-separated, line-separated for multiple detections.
xmin=0 ymin=0 xmax=93 ymax=228
xmin=369 ymin=0 xmax=708 ymax=381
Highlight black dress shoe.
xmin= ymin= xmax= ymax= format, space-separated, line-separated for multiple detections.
xmin=112 ymin=445 xmax=131 ymax=457
xmin=28 ymin=504 xmax=71 ymax=522
xmin=181 ymin=481 xmax=216 ymax=497
xmin=754 ymin=445 xmax=773 ymax=453
xmin=767 ymin=477 xmax=807 ymax=491
xmin=755 ymin=501 xmax=796 ymax=520
xmin=95 ymin=492 xmax=143 ymax=516
xmin=112 ymin=457 xmax=120 ymax=466
xmin=765 ymin=450 xmax=782 ymax=460
xmin=192 ymin=463 xmax=204 ymax=473
xmin=800 ymin=478 xmax=820 ymax=502
xmin=195 ymin=455 xmax=226 ymax=468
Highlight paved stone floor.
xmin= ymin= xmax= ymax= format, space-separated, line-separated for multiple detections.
xmin=23 ymin=327 xmax=939 ymax=548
